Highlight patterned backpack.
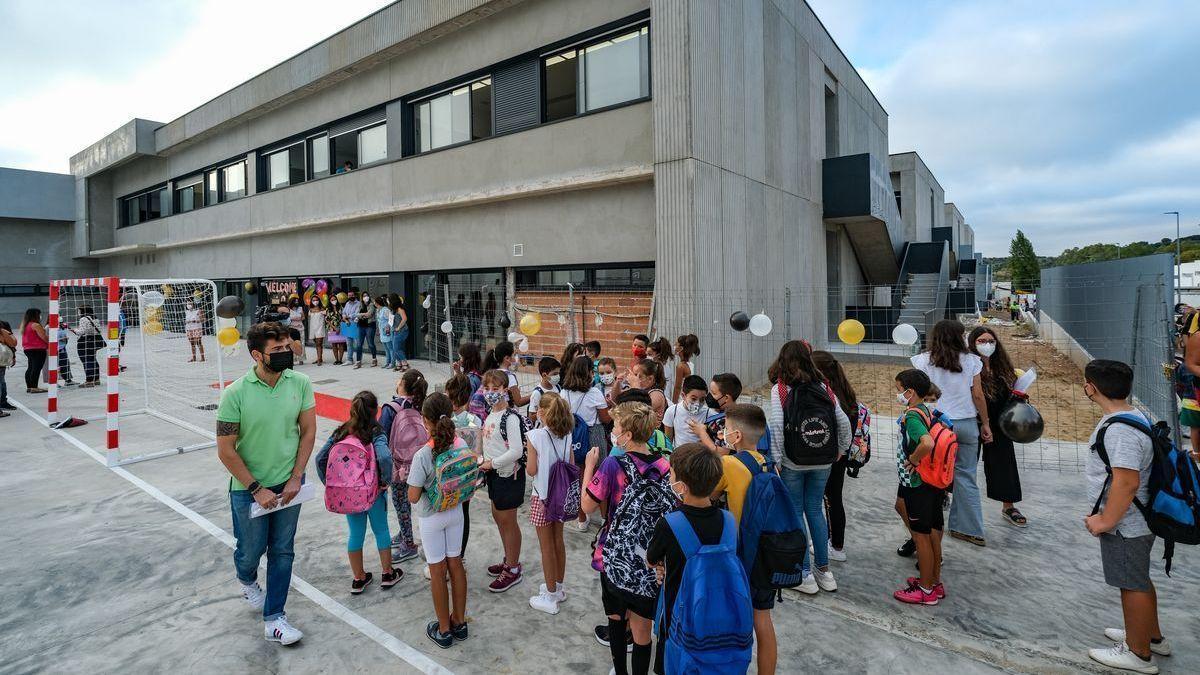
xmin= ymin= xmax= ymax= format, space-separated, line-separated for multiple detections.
xmin=845 ymin=402 xmax=873 ymax=477
xmin=324 ymin=435 xmax=380 ymax=515
xmin=426 ymin=440 xmax=481 ymax=512
xmin=602 ymin=452 xmax=675 ymax=598
xmin=384 ymin=399 xmax=428 ymax=483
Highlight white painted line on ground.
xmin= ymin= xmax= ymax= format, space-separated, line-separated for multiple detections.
xmin=13 ymin=400 xmax=453 ymax=675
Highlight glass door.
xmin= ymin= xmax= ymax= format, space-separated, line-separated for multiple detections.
xmin=223 ymin=279 xmax=256 ymax=334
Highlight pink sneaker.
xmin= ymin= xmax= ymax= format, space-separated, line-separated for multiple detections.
xmin=905 ymin=577 xmax=946 ymax=599
xmin=894 ymin=583 xmax=939 ymax=605
xmin=488 ymin=565 xmax=523 ymax=593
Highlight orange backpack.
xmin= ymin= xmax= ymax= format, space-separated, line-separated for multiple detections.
xmin=908 ymin=407 xmax=959 ymax=489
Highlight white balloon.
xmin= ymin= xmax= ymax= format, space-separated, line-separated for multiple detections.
xmin=519 ymin=338 xmax=530 ymax=352
xmin=141 ymin=290 xmax=165 ymax=309
xmin=508 ymin=331 xmax=523 ymax=344
xmin=595 ymin=314 xmax=604 ymax=327
xmin=892 ymin=323 xmax=919 ymax=346
xmin=557 ymin=313 xmax=567 ymax=325
xmin=440 ymin=320 xmax=453 ymax=334
xmin=216 ymin=317 xmax=236 ymax=330
xmin=749 ymin=313 xmax=773 ymax=337
xmin=422 ymin=295 xmax=432 ymax=309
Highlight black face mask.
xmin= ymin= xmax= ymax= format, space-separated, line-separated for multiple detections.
xmin=263 ymin=350 xmax=294 ymax=373
xmin=705 ymin=392 xmax=722 ymax=410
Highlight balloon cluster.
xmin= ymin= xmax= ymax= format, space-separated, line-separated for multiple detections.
xmin=728 ymin=312 xmax=773 ymax=336
xmin=215 ymin=296 xmax=245 ymax=354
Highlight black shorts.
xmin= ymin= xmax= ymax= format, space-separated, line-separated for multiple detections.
xmin=901 ymin=483 xmax=944 ymax=534
xmin=485 ymin=470 xmax=526 ymax=511
xmin=601 ymin=573 xmax=657 ymax=620
xmin=750 ymin=584 xmax=776 ymax=611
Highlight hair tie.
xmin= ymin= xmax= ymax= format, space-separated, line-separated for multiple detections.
xmin=439 ymin=414 xmax=449 ymax=420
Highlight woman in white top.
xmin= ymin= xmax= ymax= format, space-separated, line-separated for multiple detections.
xmin=911 ymin=319 xmax=993 ymax=547
xmin=306 ymin=297 xmax=327 ymax=365
xmin=767 ymin=340 xmax=852 ymax=595
xmin=184 ymin=301 xmax=206 ymax=363
xmin=71 ymin=305 xmax=106 ymax=387
xmin=671 ymin=334 xmax=700 ymax=402
xmin=525 ymin=392 xmax=575 ymax=614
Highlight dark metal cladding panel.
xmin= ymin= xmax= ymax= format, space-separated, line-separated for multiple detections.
xmin=329 ymin=108 xmax=387 ymax=138
xmin=493 ymin=58 xmax=541 ymax=135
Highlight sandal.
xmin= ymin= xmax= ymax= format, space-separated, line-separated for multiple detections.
xmin=949 ymin=530 xmax=987 ymax=547
xmin=1002 ymin=507 xmax=1028 ymax=528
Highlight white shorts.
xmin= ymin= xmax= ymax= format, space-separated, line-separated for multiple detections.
xmin=417 ymin=505 xmax=464 ymax=564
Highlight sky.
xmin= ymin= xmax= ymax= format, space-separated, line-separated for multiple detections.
xmin=2 ymin=1 xmax=1198 ymax=257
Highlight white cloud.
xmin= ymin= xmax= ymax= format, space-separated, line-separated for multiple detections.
xmin=0 ymin=0 xmax=391 ymax=173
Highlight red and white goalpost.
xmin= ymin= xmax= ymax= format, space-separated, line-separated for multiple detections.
xmin=47 ymin=277 xmax=227 ymax=467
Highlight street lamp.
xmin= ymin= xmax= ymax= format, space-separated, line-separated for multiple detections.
xmin=1166 ymin=211 xmax=1181 ymax=295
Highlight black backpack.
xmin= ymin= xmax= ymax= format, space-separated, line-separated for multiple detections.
xmin=780 ymin=380 xmax=839 ymax=466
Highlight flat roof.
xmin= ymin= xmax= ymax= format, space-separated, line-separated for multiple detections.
xmin=0 ymin=167 xmax=74 ymax=222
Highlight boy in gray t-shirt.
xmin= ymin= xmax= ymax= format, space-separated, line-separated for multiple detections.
xmin=1081 ymin=360 xmax=1168 ymax=673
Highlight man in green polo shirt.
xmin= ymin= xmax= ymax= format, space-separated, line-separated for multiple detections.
xmin=217 ymin=321 xmax=316 ymax=646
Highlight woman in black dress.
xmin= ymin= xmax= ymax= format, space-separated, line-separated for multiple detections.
xmin=968 ymin=325 xmax=1026 ymax=527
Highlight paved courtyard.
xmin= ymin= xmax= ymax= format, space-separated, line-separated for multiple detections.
xmin=1 ymin=339 xmax=1197 ymax=674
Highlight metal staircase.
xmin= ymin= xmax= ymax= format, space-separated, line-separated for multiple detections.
xmin=898 ymin=272 xmax=942 ymax=329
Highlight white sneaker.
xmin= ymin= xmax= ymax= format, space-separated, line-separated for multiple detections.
xmin=240 ymin=582 xmax=265 ymax=610
xmin=571 ymin=520 xmax=590 ymax=533
xmin=264 ymin=615 xmax=303 ymax=645
xmin=529 ymin=589 xmax=560 ymax=615
xmin=540 ymin=582 xmax=566 ymax=603
xmin=828 ymin=543 xmax=847 ymax=562
xmin=796 ymin=573 xmax=819 ymax=595
xmin=1088 ymin=642 xmax=1158 ymax=673
xmin=1105 ymin=629 xmax=1171 ymax=656
xmin=814 ymin=568 xmax=838 ymax=592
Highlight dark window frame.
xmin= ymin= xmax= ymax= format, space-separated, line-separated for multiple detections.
xmin=540 ymin=21 xmax=651 ymax=124
xmin=410 ymin=76 xmax=495 ymax=155
xmin=515 ymin=263 xmax=655 ymax=290
xmin=263 ymin=141 xmax=307 ymax=191
xmin=119 ymin=183 xmax=169 ymax=228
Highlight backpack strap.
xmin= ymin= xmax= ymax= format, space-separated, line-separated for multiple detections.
xmin=665 ymin=510 xmax=702 ymax=558
xmin=1090 ymin=414 xmax=1151 ymax=516
xmin=718 ymin=510 xmax=737 ymax=549
xmin=735 ymin=451 xmax=762 ymax=477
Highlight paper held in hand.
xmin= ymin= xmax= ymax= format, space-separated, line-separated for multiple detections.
xmin=250 ymin=482 xmax=316 ymax=518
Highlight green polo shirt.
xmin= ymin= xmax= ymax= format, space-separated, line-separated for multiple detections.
xmin=217 ymin=366 xmax=316 ymax=490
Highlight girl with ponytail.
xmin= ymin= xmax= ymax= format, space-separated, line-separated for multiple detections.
xmin=380 ymin=368 xmax=429 ymax=562
xmin=315 ymin=391 xmax=402 ymax=593
xmin=672 ymin=334 xmax=700 ymax=402
xmin=482 ymin=340 xmax=528 ymax=407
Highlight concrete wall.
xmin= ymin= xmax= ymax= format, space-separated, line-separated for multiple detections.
xmin=0 ymin=168 xmax=74 ymax=221
xmin=0 ymin=218 xmax=99 ymax=328
xmin=889 ymin=151 xmax=944 ymax=245
xmin=652 ymin=0 xmax=892 ymax=381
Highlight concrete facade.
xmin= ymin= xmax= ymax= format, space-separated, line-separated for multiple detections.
xmin=69 ymin=0 xmax=967 ymax=376
xmin=889 ymin=150 xmax=944 ymax=246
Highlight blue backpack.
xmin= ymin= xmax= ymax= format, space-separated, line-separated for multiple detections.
xmin=735 ymin=451 xmax=807 ymax=590
xmin=569 ymin=413 xmax=591 ymax=466
xmin=660 ymin=510 xmax=754 ymax=675
xmin=1092 ymin=413 xmax=1200 ymax=575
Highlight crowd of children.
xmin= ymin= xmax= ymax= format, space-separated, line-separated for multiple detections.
xmin=305 ymin=324 xmax=1183 ymax=675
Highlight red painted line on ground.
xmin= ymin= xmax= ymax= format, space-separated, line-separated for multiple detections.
xmin=314 ymin=391 xmax=352 ymax=422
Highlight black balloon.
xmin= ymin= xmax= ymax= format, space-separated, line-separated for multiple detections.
xmin=499 ymin=314 xmax=512 ymax=330
xmin=729 ymin=311 xmax=750 ymax=332
xmin=998 ymin=401 xmax=1044 ymax=443
xmin=216 ymin=295 xmax=245 ymax=319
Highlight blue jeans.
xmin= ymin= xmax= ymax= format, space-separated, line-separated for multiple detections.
xmin=346 ymin=492 xmax=391 ymax=552
xmin=0 ymin=366 xmax=7 ymax=404
xmin=381 ymin=332 xmax=395 ymax=367
xmin=345 ymin=336 xmax=361 ymax=363
xmin=355 ymin=325 xmax=377 ymax=362
xmin=230 ymin=488 xmax=302 ymax=621
xmin=947 ymin=418 xmax=984 ymax=538
xmin=392 ymin=326 xmax=408 ymax=362
xmin=780 ymin=466 xmax=832 ymax=573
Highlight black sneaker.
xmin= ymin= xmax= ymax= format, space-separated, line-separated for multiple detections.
xmin=897 ymin=538 xmax=916 ymax=558
xmin=351 ymin=572 xmax=373 ymax=594
xmin=0 ymin=402 xmax=17 ymax=410
xmin=593 ymin=625 xmax=634 ymax=653
xmin=426 ymin=620 xmax=454 ymax=649
xmin=451 ymin=621 xmax=469 ymax=641
xmin=380 ymin=569 xmax=403 ymax=589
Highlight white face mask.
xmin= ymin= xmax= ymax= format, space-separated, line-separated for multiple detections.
xmin=599 ymin=373 xmax=616 ymax=386
xmin=670 ymin=480 xmax=686 ymax=501
xmin=610 ymin=431 xmax=624 ymax=450
xmin=976 ymin=342 xmax=996 ymax=357
xmin=549 ymin=374 xmax=560 ymax=386
xmin=896 ymin=391 xmax=911 ymax=405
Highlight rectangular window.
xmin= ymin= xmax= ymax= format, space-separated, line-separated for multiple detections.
xmin=266 ymin=144 xmax=305 ymax=189
xmin=121 ymin=185 xmax=169 ymax=227
xmin=309 ymin=134 xmax=329 ymax=178
xmin=221 ymin=161 xmax=246 ymax=200
xmin=413 ymin=78 xmax=492 ymax=153
xmin=544 ymin=25 xmax=649 ymax=122
xmin=175 ymin=177 xmax=203 ymax=213
xmin=332 ymin=132 xmax=358 ymax=173
xmin=358 ymin=124 xmax=387 ymax=165
xmin=824 ymin=88 xmax=839 ymax=158
xmin=206 ymin=170 xmax=218 ymax=205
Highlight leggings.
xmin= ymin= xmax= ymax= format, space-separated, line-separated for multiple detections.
xmin=346 ymin=493 xmax=391 ymax=552
xmin=824 ymin=458 xmax=848 ymax=550
xmin=390 ymin=483 xmax=415 ymax=548
xmin=24 ymin=348 xmax=46 ymax=389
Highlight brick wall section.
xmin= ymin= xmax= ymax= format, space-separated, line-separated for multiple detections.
xmin=513 ymin=290 xmax=652 ymax=373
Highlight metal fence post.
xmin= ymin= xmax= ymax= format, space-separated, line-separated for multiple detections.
xmin=566 ymin=282 xmax=576 ymax=344
xmin=443 ymin=284 xmax=453 ymax=364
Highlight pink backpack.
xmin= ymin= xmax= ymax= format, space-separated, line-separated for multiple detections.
xmin=385 ymin=401 xmax=430 ymax=483
xmin=324 ymin=435 xmax=380 ymax=514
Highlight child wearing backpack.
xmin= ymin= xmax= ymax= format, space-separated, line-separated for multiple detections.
xmin=708 ymin=404 xmax=788 ymax=675
xmin=528 ymin=356 xmax=561 ymax=425
xmin=380 ymin=369 xmax=429 ymax=563
xmin=663 ymin=375 xmax=710 ymax=445
xmin=813 ymin=350 xmax=870 ymax=563
xmin=581 ymin=402 xmax=673 ymax=675
xmin=525 ymin=392 xmax=578 ymax=614
xmin=648 ymin=443 xmax=753 ymax=675
xmin=893 ymin=369 xmax=946 ymax=606
xmin=409 ymin=393 xmax=477 ymax=649
xmin=445 ymin=373 xmax=482 ymax=566
xmin=479 ymin=369 xmax=528 ymax=592
xmin=315 ymin=391 xmax=402 ymax=593
xmin=1081 ymin=360 xmax=1169 ymax=673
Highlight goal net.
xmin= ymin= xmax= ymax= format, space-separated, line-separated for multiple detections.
xmin=48 ymin=277 xmax=226 ymax=466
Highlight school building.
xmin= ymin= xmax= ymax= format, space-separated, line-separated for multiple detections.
xmin=65 ymin=0 xmax=987 ymax=375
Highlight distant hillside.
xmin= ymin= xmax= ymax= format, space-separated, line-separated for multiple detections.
xmin=986 ymin=234 xmax=1198 ymax=280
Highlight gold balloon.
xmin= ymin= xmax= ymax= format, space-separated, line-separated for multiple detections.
xmin=161 ymin=284 xmax=174 ymax=297
xmin=837 ymin=319 xmax=866 ymax=345
xmin=143 ymin=320 xmax=163 ymax=336
xmin=217 ymin=327 xmax=240 ymax=346
xmin=336 ymin=292 xmax=348 ymax=304
xmin=519 ymin=312 xmax=542 ymax=336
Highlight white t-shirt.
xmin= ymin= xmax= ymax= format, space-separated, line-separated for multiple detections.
xmin=1086 ymin=411 xmax=1154 ymax=538
xmin=527 ymin=427 xmax=572 ymax=499
xmin=911 ymin=352 xmax=983 ymax=420
xmin=561 ymin=386 xmax=607 ymax=426
xmin=482 ymin=409 xmax=525 ymax=478
xmin=662 ymin=402 xmax=710 ymax=445
xmin=528 ymin=383 xmax=560 ymax=417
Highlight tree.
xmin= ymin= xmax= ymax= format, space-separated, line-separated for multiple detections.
xmin=1009 ymin=230 xmax=1041 ymax=292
